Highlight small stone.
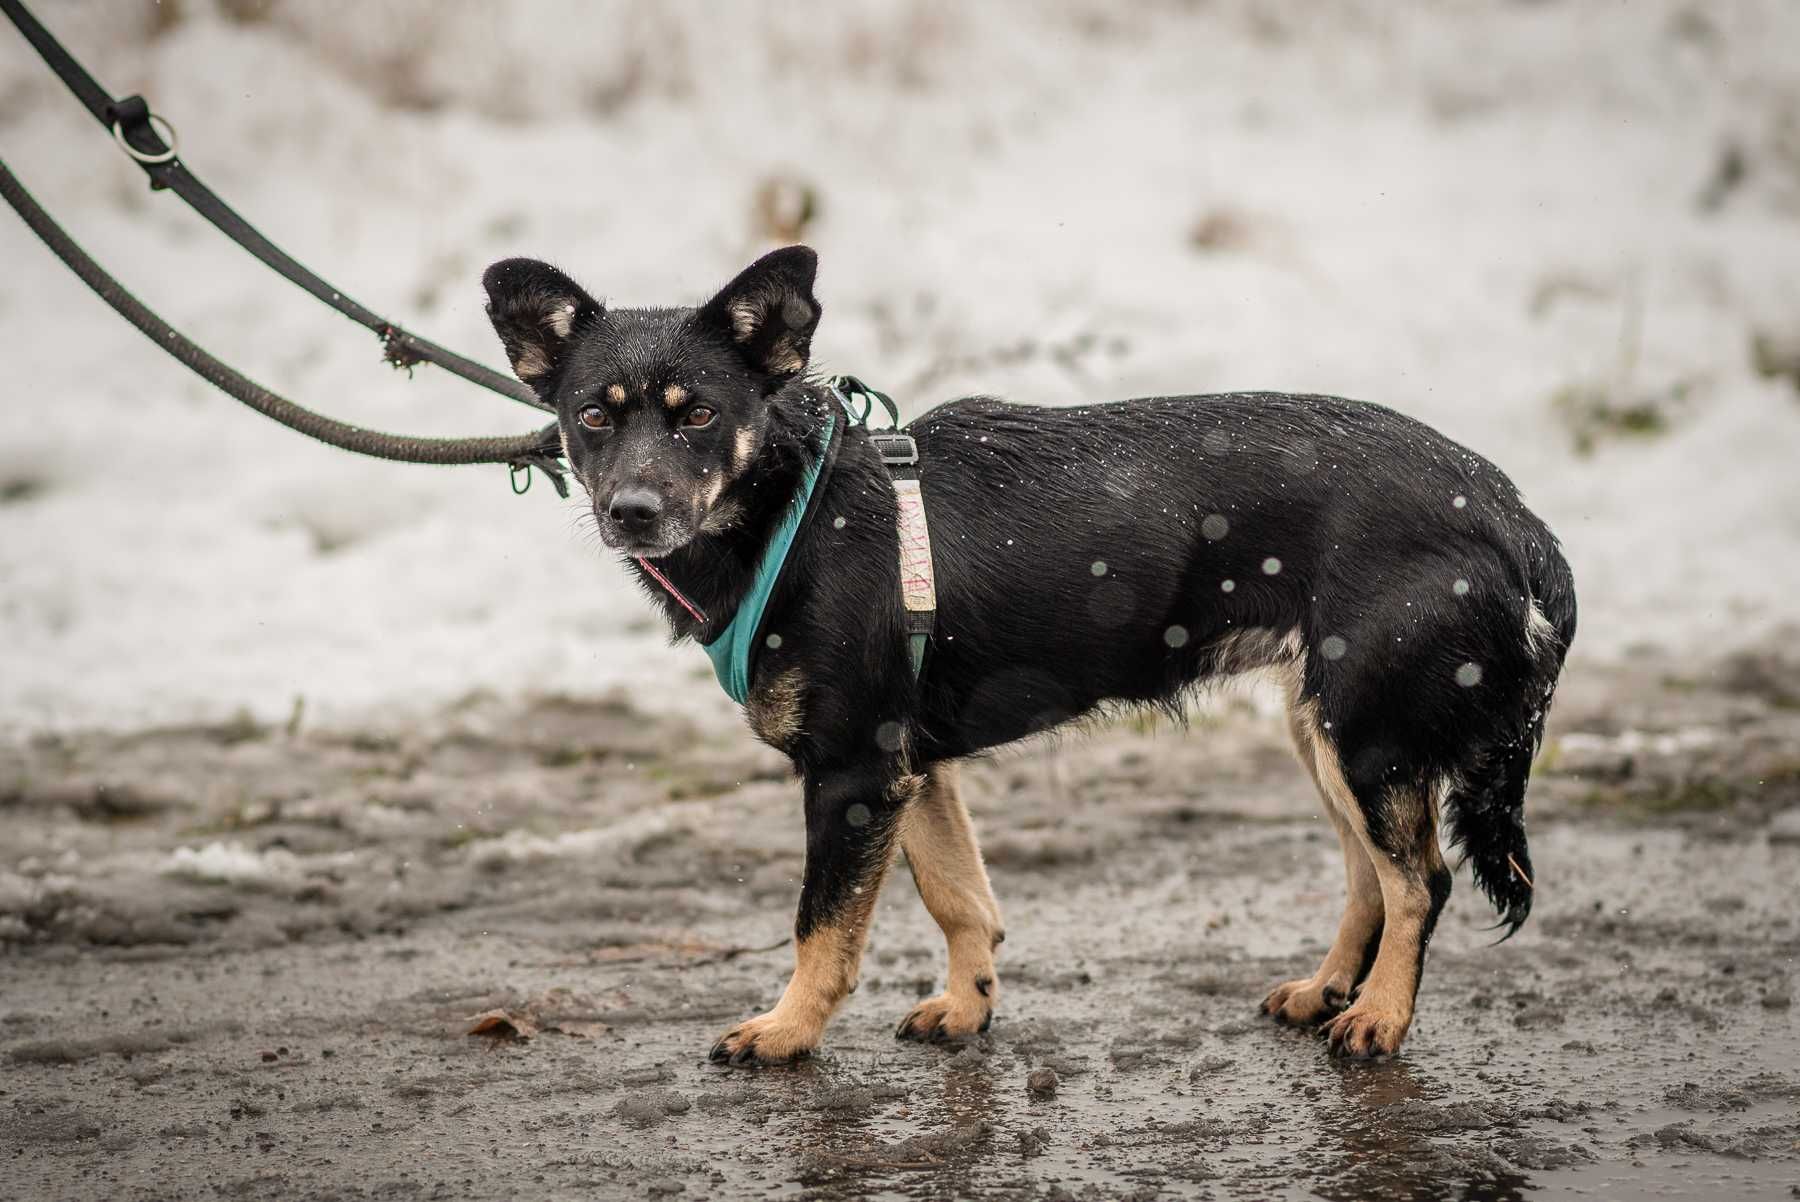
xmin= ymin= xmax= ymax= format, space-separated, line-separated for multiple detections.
xmin=1761 ymin=991 xmax=1792 ymax=1011
xmin=1027 ymin=1067 xmax=1059 ymax=1096
xmin=259 ymin=1051 xmax=278 ymax=1063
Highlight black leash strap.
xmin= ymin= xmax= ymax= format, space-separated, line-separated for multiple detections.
xmin=0 ymin=157 xmax=567 ymax=493
xmin=1 ymin=0 xmax=550 ymax=414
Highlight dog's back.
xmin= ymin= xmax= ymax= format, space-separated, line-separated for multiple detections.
xmin=912 ymin=391 xmax=1572 ymax=756
xmin=909 ymin=390 xmax=1574 ymax=1055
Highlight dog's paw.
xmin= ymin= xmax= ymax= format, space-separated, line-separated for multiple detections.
xmin=895 ymin=992 xmax=992 ymax=1043
xmin=708 ymin=1010 xmax=820 ymax=1066
xmin=1260 ymin=976 xmax=1350 ymax=1027
xmin=1320 ymin=1002 xmax=1409 ymax=1058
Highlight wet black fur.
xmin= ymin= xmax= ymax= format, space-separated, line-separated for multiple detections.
xmin=484 ymin=246 xmax=1575 ymax=990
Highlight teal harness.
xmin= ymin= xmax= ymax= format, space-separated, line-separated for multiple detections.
xmin=687 ymin=377 xmax=929 ymax=705
xmin=700 ymin=411 xmax=837 ymax=703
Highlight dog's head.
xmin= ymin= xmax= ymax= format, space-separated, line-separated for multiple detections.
xmin=483 ymin=246 xmax=821 ymax=557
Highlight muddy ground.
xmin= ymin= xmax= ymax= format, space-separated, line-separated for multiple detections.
xmin=3 ymin=646 xmax=1799 ymax=1201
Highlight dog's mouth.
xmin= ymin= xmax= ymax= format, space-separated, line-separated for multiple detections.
xmin=621 ymin=538 xmax=687 ymax=559
xmin=599 ymin=529 xmax=690 ymax=558
xmin=592 ymin=512 xmax=695 ymax=559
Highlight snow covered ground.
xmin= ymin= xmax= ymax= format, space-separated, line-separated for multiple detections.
xmin=2 ymin=0 xmax=1797 ymax=735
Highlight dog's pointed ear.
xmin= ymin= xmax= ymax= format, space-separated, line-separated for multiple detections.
xmin=696 ymin=246 xmax=820 ymax=378
xmin=482 ymin=258 xmax=603 ymax=395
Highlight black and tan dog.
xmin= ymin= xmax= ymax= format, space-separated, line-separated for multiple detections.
xmin=482 ymin=246 xmax=1576 ymax=1062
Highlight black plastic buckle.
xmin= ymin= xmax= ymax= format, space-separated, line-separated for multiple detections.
xmin=869 ymin=432 xmax=918 ymax=467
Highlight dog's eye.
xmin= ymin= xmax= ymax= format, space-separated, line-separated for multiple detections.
xmin=680 ymin=406 xmax=717 ymax=429
xmin=576 ymin=406 xmax=611 ymax=431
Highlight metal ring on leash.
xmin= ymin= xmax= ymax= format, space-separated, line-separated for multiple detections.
xmin=110 ymin=112 xmax=178 ymax=164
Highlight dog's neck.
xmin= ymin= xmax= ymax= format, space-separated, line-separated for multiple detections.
xmin=626 ymin=384 xmax=833 ymax=643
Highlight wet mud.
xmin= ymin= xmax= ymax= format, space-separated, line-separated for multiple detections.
xmin=3 ymin=647 xmax=1798 ymax=1200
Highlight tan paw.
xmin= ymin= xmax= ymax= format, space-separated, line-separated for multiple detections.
xmin=1321 ymin=1002 xmax=1410 ymax=1058
xmin=895 ymin=990 xmax=993 ymax=1043
xmin=1260 ymin=975 xmax=1351 ymax=1026
xmin=709 ymin=1008 xmax=821 ymax=1066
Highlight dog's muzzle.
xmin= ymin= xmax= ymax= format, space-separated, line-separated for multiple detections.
xmin=607 ymin=486 xmax=663 ymax=535
xmin=599 ymin=484 xmax=690 ymax=555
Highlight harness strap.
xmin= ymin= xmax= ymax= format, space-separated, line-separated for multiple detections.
xmin=832 ymin=378 xmax=937 ymax=680
xmin=699 ymin=414 xmax=842 ymax=704
xmin=869 ymin=431 xmax=934 ymax=676
xmin=1 ymin=0 xmax=550 ymax=414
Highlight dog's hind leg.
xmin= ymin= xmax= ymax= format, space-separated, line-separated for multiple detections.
xmin=1262 ymin=699 xmax=1386 ymax=1026
xmin=1317 ymin=764 xmax=1453 ymax=1059
xmin=710 ymin=762 xmax=909 ymax=1065
xmin=895 ymin=761 xmax=1006 ymax=1042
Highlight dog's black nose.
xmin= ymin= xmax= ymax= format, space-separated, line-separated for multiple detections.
xmin=608 ymin=487 xmax=663 ymax=531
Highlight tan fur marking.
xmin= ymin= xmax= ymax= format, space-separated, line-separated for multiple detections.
xmin=513 ymin=345 xmax=551 ymax=380
xmin=896 ymin=763 xmax=1004 ymax=1040
xmin=544 ymin=302 xmax=575 ymax=339
xmin=887 ymin=772 xmax=927 ymax=807
xmin=733 ymin=427 xmax=758 ymax=474
xmin=700 ymin=498 xmax=744 ymax=535
xmin=745 ymin=668 xmax=804 ymax=752
xmin=1285 ymin=698 xmax=1445 ymax=1056
xmin=1321 ymin=805 xmax=1440 ymax=1057
xmin=606 ymin=383 xmax=627 ymax=404
xmin=728 ymin=299 xmax=760 ymax=341
xmin=663 ymin=383 xmax=687 ymax=409
xmin=1210 ymin=627 xmax=1304 ymax=678
xmin=1263 ymin=691 xmax=1385 ymax=1026
xmin=1524 ymin=600 xmax=1558 ymax=657
xmin=712 ymin=840 xmax=895 ymax=1061
xmin=765 ymin=337 xmax=804 ymax=376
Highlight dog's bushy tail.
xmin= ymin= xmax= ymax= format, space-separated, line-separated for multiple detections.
xmin=1446 ymin=730 xmax=1540 ymax=938
xmin=1445 ymin=537 xmax=1576 ymax=939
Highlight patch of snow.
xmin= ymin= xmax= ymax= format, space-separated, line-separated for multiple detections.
xmin=162 ymin=840 xmax=301 ymax=886
xmin=464 ymin=812 xmax=678 ymax=868
xmin=2 ymin=1 xmax=1798 ymax=735
xmin=1557 ymin=728 xmax=1721 ymax=758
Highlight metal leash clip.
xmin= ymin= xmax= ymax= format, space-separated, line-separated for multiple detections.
xmin=108 ymin=99 xmax=179 ymax=165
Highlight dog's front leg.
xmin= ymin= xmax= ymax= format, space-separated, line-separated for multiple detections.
xmin=895 ymin=761 xmax=1004 ymax=1042
xmin=709 ymin=763 xmax=910 ymax=1065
